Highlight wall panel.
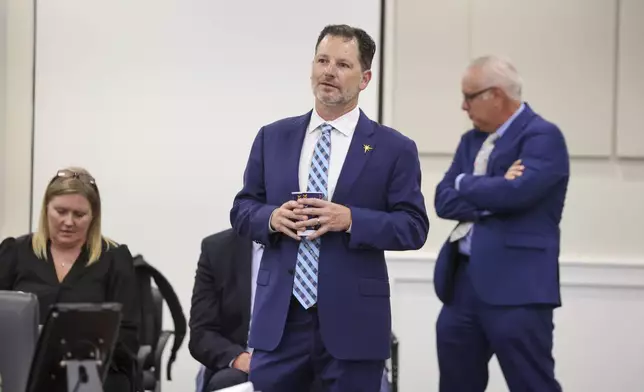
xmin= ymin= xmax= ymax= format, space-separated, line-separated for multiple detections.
xmin=0 ymin=0 xmax=33 ymax=239
xmin=390 ymin=1 xmax=470 ymax=154
xmin=470 ymin=0 xmax=617 ymax=157
xmin=616 ymin=0 xmax=644 ymax=158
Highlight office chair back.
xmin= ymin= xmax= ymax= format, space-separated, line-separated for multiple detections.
xmin=133 ymin=254 xmax=186 ymax=392
xmin=0 ymin=291 xmax=40 ymax=392
xmin=137 ymin=287 xmax=176 ymax=392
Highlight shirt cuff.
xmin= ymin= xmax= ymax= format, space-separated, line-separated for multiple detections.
xmin=268 ymin=209 xmax=277 ymax=233
xmin=455 ymin=173 xmax=466 ymax=191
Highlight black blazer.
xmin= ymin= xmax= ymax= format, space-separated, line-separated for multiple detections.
xmin=189 ymin=228 xmax=253 ymax=371
xmin=0 ymin=234 xmax=139 ymax=391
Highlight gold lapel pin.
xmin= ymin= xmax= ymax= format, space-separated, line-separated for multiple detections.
xmin=363 ymin=144 xmax=373 ymax=153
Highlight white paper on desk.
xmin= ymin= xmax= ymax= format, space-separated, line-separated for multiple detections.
xmin=213 ymin=381 xmax=255 ymax=392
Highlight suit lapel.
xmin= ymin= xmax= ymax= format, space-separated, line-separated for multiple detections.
xmin=488 ymin=103 xmax=536 ymax=169
xmin=283 ymin=112 xmax=312 ymax=193
xmin=332 ymin=110 xmax=376 ymax=203
xmin=236 ymin=238 xmax=252 ymax=330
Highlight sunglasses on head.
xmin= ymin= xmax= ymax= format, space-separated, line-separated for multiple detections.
xmin=49 ymin=169 xmax=99 ymax=191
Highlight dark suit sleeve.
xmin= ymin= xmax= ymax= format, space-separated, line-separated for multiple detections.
xmin=434 ymin=135 xmax=486 ymax=222
xmin=458 ymin=125 xmax=569 ymax=212
xmin=230 ymin=127 xmax=280 ymax=246
xmin=348 ymin=139 xmax=429 ymax=251
xmin=106 ymin=244 xmax=140 ymax=378
xmin=0 ymin=237 xmax=17 ymax=290
xmin=189 ymin=238 xmax=246 ymax=370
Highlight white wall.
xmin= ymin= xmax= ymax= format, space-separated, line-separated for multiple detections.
xmin=30 ymin=1 xmax=381 ymax=391
xmin=0 ymin=0 xmax=33 ymax=239
xmin=386 ymin=255 xmax=644 ymax=392
xmin=0 ymin=0 xmax=6 ymax=221
xmin=382 ymin=0 xmax=644 ymax=391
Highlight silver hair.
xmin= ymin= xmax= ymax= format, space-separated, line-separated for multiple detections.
xmin=467 ymin=55 xmax=523 ymax=101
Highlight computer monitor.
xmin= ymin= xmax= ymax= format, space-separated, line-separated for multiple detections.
xmin=0 ymin=291 xmax=40 ymax=392
xmin=25 ymin=302 xmax=122 ymax=392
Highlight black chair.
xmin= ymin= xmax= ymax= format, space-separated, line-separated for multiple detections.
xmin=137 ymin=287 xmax=173 ymax=392
xmin=389 ymin=333 xmax=399 ymax=392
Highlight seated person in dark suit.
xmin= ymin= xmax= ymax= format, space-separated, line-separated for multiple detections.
xmin=189 ymin=228 xmax=261 ymax=391
xmin=190 ymin=229 xmax=385 ymax=392
xmin=0 ymin=167 xmax=139 ymax=392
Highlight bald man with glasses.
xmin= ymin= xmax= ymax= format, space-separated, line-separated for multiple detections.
xmin=433 ymin=56 xmax=570 ymax=392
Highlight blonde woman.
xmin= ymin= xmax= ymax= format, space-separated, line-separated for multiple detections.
xmin=0 ymin=167 xmax=139 ymax=392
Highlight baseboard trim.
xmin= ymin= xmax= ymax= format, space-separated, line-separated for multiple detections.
xmin=385 ymin=251 xmax=644 ymax=289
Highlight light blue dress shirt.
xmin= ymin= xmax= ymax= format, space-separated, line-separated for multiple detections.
xmin=455 ymin=102 xmax=525 ymax=255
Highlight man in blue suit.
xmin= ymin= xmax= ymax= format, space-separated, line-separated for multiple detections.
xmin=230 ymin=24 xmax=428 ymax=392
xmin=433 ymin=55 xmax=569 ymax=391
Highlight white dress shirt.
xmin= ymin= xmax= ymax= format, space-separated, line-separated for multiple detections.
xmin=298 ymin=106 xmax=360 ymax=201
xmin=249 ymin=241 xmax=263 ymax=322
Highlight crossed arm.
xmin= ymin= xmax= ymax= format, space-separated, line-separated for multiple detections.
xmin=434 ymin=135 xmax=486 ymax=222
xmin=435 ymin=127 xmax=569 ymax=218
xmin=456 ymin=127 xmax=569 ymax=213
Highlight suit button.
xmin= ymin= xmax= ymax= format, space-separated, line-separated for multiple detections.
xmin=287 ymin=268 xmax=294 ymax=275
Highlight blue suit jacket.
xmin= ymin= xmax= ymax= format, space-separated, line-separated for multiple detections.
xmin=433 ymin=103 xmax=569 ymax=306
xmin=230 ymin=109 xmax=429 ymax=360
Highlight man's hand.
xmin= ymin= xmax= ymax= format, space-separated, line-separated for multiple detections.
xmin=232 ymin=352 xmax=251 ymax=373
xmin=293 ymin=198 xmax=352 ymax=241
xmin=270 ymin=200 xmax=306 ymax=241
xmin=505 ymin=159 xmax=525 ymax=180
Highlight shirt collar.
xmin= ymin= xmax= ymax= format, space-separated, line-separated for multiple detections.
xmin=307 ymin=105 xmax=360 ymax=136
xmin=495 ymin=102 xmax=525 ymax=138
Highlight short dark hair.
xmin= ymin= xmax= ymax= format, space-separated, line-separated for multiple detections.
xmin=315 ymin=24 xmax=376 ymax=71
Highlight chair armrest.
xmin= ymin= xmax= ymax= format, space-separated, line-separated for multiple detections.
xmin=154 ymin=330 xmax=174 ymax=380
xmin=390 ymin=333 xmax=399 ymax=392
xmin=137 ymin=345 xmax=152 ymax=369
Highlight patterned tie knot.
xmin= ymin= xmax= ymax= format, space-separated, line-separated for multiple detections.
xmin=486 ymin=132 xmax=500 ymax=145
xmin=320 ymin=123 xmax=333 ymax=136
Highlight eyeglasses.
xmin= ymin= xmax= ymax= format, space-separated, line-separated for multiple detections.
xmin=49 ymin=169 xmax=99 ymax=192
xmin=463 ymin=87 xmax=495 ymax=103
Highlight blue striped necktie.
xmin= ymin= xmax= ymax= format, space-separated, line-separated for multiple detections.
xmin=449 ymin=132 xmax=500 ymax=242
xmin=293 ymin=123 xmax=332 ymax=308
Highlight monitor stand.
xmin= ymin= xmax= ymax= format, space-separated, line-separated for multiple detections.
xmin=64 ymin=360 xmax=103 ymax=392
